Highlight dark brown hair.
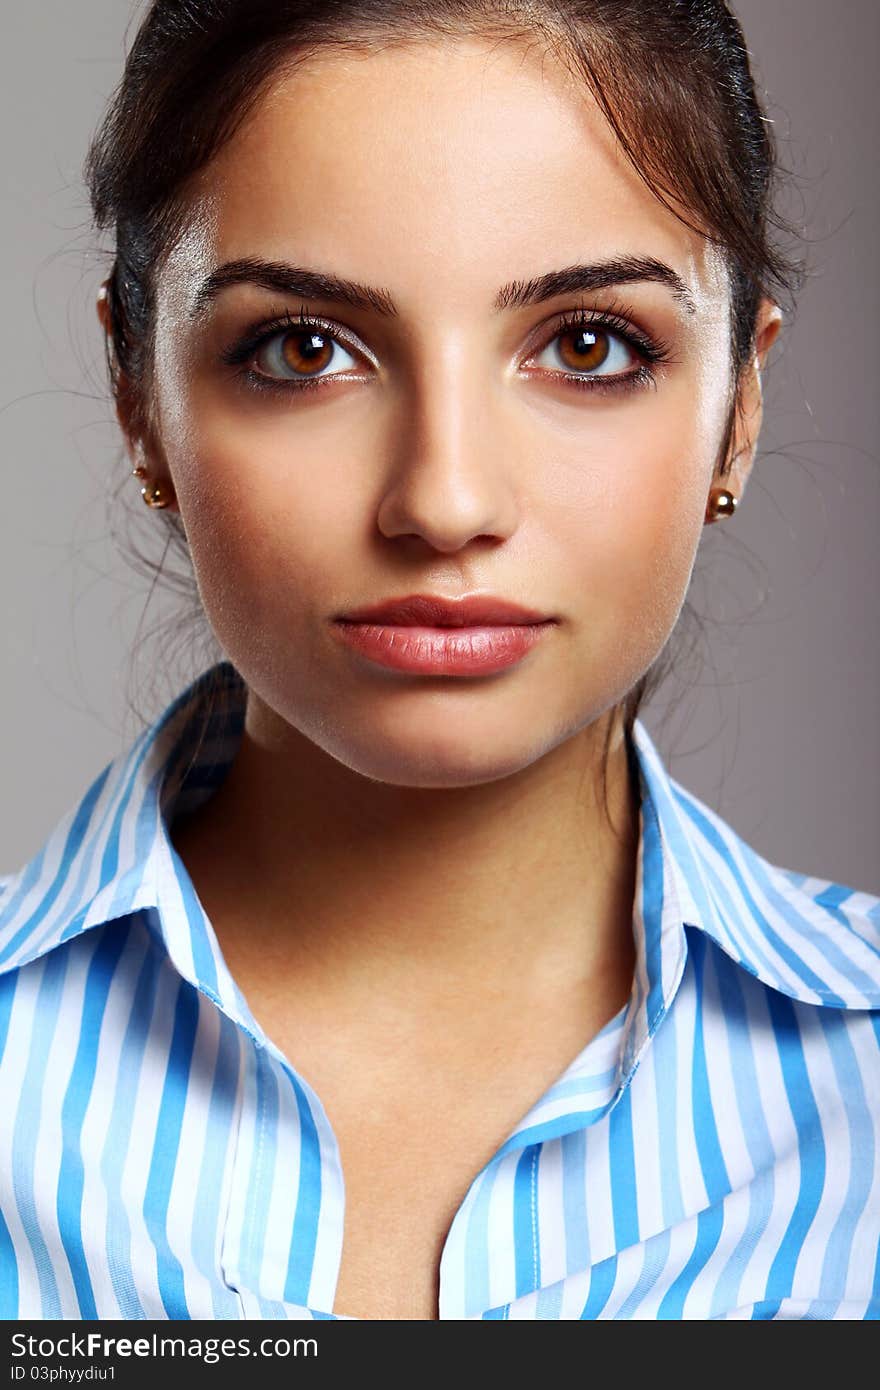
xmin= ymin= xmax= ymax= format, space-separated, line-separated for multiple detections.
xmin=85 ymin=0 xmax=805 ymax=825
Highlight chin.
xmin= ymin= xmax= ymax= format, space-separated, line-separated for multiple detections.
xmin=313 ymin=720 xmax=556 ymax=791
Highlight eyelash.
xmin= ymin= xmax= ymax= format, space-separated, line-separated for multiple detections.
xmin=219 ymin=299 xmax=674 ymax=400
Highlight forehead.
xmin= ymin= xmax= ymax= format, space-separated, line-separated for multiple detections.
xmin=165 ymin=36 xmax=726 ymax=314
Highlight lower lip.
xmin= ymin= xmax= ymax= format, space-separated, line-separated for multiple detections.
xmin=332 ymin=620 xmax=555 ymax=675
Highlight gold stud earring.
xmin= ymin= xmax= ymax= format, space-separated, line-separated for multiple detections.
xmin=132 ymin=463 xmax=173 ymax=509
xmin=705 ymin=487 xmax=739 ymax=523
xmin=141 ymin=481 xmax=172 ymax=509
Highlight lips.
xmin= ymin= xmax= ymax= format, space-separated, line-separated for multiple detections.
xmin=336 ymin=593 xmax=552 ymax=627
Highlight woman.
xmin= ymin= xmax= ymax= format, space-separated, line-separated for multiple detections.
xmin=0 ymin=0 xmax=877 ymax=1322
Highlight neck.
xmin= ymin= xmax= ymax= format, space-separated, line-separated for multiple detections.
xmin=170 ymin=694 xmax=641 ymax=1015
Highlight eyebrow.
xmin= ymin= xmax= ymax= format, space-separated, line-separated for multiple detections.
xmin=189 ymin=253 xmax=697 ymax=321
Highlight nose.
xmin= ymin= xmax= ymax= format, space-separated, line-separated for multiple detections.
xmin=374 ymin=356 xmax=520 ymax=554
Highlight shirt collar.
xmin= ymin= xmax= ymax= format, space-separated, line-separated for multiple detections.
xmin=3 ymin=663 xmax=878 ymax=1048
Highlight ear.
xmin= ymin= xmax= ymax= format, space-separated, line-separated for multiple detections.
xmin=723 ymin=297 xmax=784 ymax=499
xmin=96 ymin=281 xmax=180 ymax=514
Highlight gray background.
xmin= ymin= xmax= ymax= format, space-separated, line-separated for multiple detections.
xmin=2 ymin=1 xmax=878 ymax=892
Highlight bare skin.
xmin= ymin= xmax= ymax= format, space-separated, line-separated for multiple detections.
xmin=99 ymin=35 xmax=781 ymax=1318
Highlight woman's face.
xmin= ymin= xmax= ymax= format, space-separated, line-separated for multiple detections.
xmin=136 ymin=36 xmax=777 ymax=787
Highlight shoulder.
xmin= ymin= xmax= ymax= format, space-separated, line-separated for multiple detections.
xmin=0 ymin=662 xmax=244 ymax=980
xmin=678 ymin=776 xmax=880 ymax=1010
xmin=0 ymin=742 xmax=145 ymax=975
xmin=630 ymin=716 xmax=880 ymax=1011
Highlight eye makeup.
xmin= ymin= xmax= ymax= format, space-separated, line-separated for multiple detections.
xmin=216 ymin=296 xmax=676 ymax=401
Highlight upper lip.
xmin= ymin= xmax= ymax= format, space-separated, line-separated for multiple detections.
xmin=336 ymin=592 xmax=554 ymax=626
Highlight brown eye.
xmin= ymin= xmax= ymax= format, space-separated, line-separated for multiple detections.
xmin=556 ymin=327 xmax=611 ymax=372
xmin=532 ymin=321 xmax=636 ymax=379
xmin=254 ymin=327 xmax=359 ymax=381
xmin=279 ymin=330 xmax=334 ymax=375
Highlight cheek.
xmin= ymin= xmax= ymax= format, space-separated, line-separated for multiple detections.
xmin=612 ymin=470 xmax=705 ymax=653
xmin=168 ymin=429 xmax=346 ymax=648
xmin=550 ymin=392 xmax=715 ymax=672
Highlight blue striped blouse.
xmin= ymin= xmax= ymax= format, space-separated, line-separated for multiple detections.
xmin=1 ymin=661 xmax=878 ymax=1320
